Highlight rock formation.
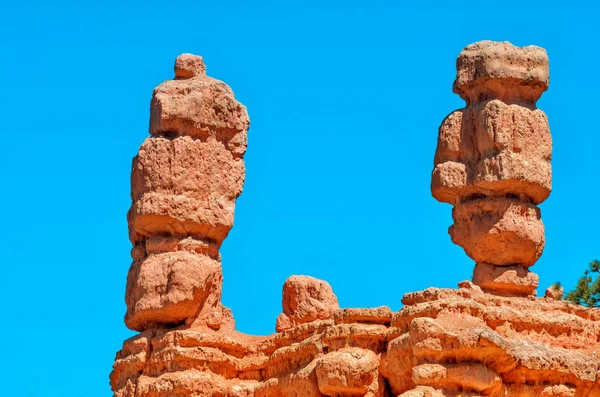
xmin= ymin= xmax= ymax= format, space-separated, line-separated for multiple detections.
xmin=125 ymin=53 xmax=248 ymax=332
xmin=111 ymin=44 xmax=600 ymax=397
xmin=276 ymin=275 xmax=340 ymax=332
xmin=431 ymin=41 xmax=552 ymax=298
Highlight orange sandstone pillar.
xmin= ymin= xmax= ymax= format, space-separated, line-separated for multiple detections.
xmin=124 ymin=54 xmax=249 ymax=331
xmin=431 ymin=41 xmax=552 ymax=297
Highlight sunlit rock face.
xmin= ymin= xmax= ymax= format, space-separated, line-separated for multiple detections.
xmin=112 ymin=47 xmax=600 ymax=397
xmin=125 ymin=54 xmax=248 ymax=332
xmin=432 ymin=41 xmax=552 ymax=297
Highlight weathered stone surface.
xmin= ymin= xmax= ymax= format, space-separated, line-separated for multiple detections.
xmin=449 ymin=198 xmax=545 ymax=267
xmin=124 ymin=54 xmax=248 ymax=331
xmin=174 ymin=53 xmax=207 ymax=78
xmin=334 ymin=306 xmax=392 ymax=325
xmin=276 ymin=275 xmax=339 ymax=332
xmin=112 ymin=45 xmax=600 ymax=397
xmin=112 ymin=283 xmax=600 ymax=397
xmin=125 ymin=251 xmax=222 ymax=331
xmin=432 ymin=41 xmax=553 ymax=295
xmin=150 ymin=55 xmax=249 ymax=157
xmin=315 ymin=348 xmax=378 ymax=396
xmin=472 ymin=262 xmax=539 ymax=297
xmin=433 ymin=101 xmax=552 ymax=206
xmin=128 ymin=136 xmax=245 ymax=244
xmin=453 ymin=41 xmax=549 ymax=105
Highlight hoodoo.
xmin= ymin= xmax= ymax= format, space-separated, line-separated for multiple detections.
xmin=432 ymin=41 xmax=552 ymax=298
xmin=111 ymin=44 xmax=600 ymax=397
xmin=125 ymin=53 xmax=248 ymax=332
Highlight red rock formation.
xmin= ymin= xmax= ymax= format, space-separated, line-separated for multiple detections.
xmin=276 ymin=276 xmax=340 ymax=332
xmin=432 ymin=41 xmax=552 ymax=297
xmin=125 ymin=53 xmax=248 ymax=332
xmin=112 ymin=45 xmax=600 ymax=397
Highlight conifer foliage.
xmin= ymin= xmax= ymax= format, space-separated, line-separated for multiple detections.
xmin=565 ymin=260 xmax=600 ymax=307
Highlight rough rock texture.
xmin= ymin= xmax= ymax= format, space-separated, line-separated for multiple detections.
xmin=276 ymin=276 xmax=340 ymax=332
xmin=432 ymin=41 xmax=552 ymax=296
xmin=125 ymin=54 xmax=249 ymax=332
xmin=315 ymin=348 xmax=379 ymax=396
xmin=472 ymin=262 xmax=539 ymax=297
xmin=112 ymin=281 xmax=600 ymax=397
xmin=112 ymin=46 xmax=600 ymax=397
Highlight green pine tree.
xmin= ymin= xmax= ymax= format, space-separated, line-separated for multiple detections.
xmin=565 ymin=260 xmax=600 ymax=307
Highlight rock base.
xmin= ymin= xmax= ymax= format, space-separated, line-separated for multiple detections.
xmin=111 ymin=283 xmax=600 ymax=397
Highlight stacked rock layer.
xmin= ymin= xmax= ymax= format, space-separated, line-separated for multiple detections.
xmin=431 ymin=41 xmax=553 ymax=297
xmin=112 ymin=278 xmax=600 ymax=397
xmin=112 ymin=45 xmax=600 ymax=397
xmin=125 ymin=54 xmax=248 ymax=332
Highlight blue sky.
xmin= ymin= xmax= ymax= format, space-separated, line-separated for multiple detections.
xmin=1 ymin=1 xmax=598 ymax=396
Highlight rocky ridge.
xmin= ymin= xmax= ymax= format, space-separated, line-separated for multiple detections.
xmin=111 ymin=44 xmax=600 ymax=397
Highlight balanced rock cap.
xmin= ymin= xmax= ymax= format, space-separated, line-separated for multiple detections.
xmin=150 ymin=53 xmax=250 ymax=151
xmin=174 ymin=53 xmax=206 ymax=78
xmin=453 ymin=41 xmax=549 ymax=105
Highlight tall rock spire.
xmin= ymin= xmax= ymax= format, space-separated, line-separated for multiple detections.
xmin=431 ymin=41 xmax=552 ymax=297
xmin=124 ymin=54 xmax=249 ymax=331
xmin=112 ymin=47 xmax=600 ymax=397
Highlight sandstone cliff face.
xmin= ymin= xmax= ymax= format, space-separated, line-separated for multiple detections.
xmin=112 ymin=45 xmax=600 ymax=397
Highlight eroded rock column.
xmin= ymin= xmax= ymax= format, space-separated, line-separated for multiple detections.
xmin=112 ymin=44 xmax=600 ymax=397
xmin=431 ymin=41 xmax=552 ymax=297
xmin=124 ymin=54 xmax=249 ymax=331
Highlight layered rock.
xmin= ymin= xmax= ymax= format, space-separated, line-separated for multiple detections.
xmin=112 ymin=45 xmax=600 ymax=397
xmin=432 ymin=41 xmax=552 ymax=297
xmin=125 ymin=53 xmax=248 ymax=332
xmin=276 ymin=276 xmax=340 ymax=332
xmin=112 ymin=280 xmax=600 ymax=397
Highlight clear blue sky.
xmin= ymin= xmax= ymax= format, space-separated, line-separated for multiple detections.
xmin=1 ymin=1 xmax=598 ymax=396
